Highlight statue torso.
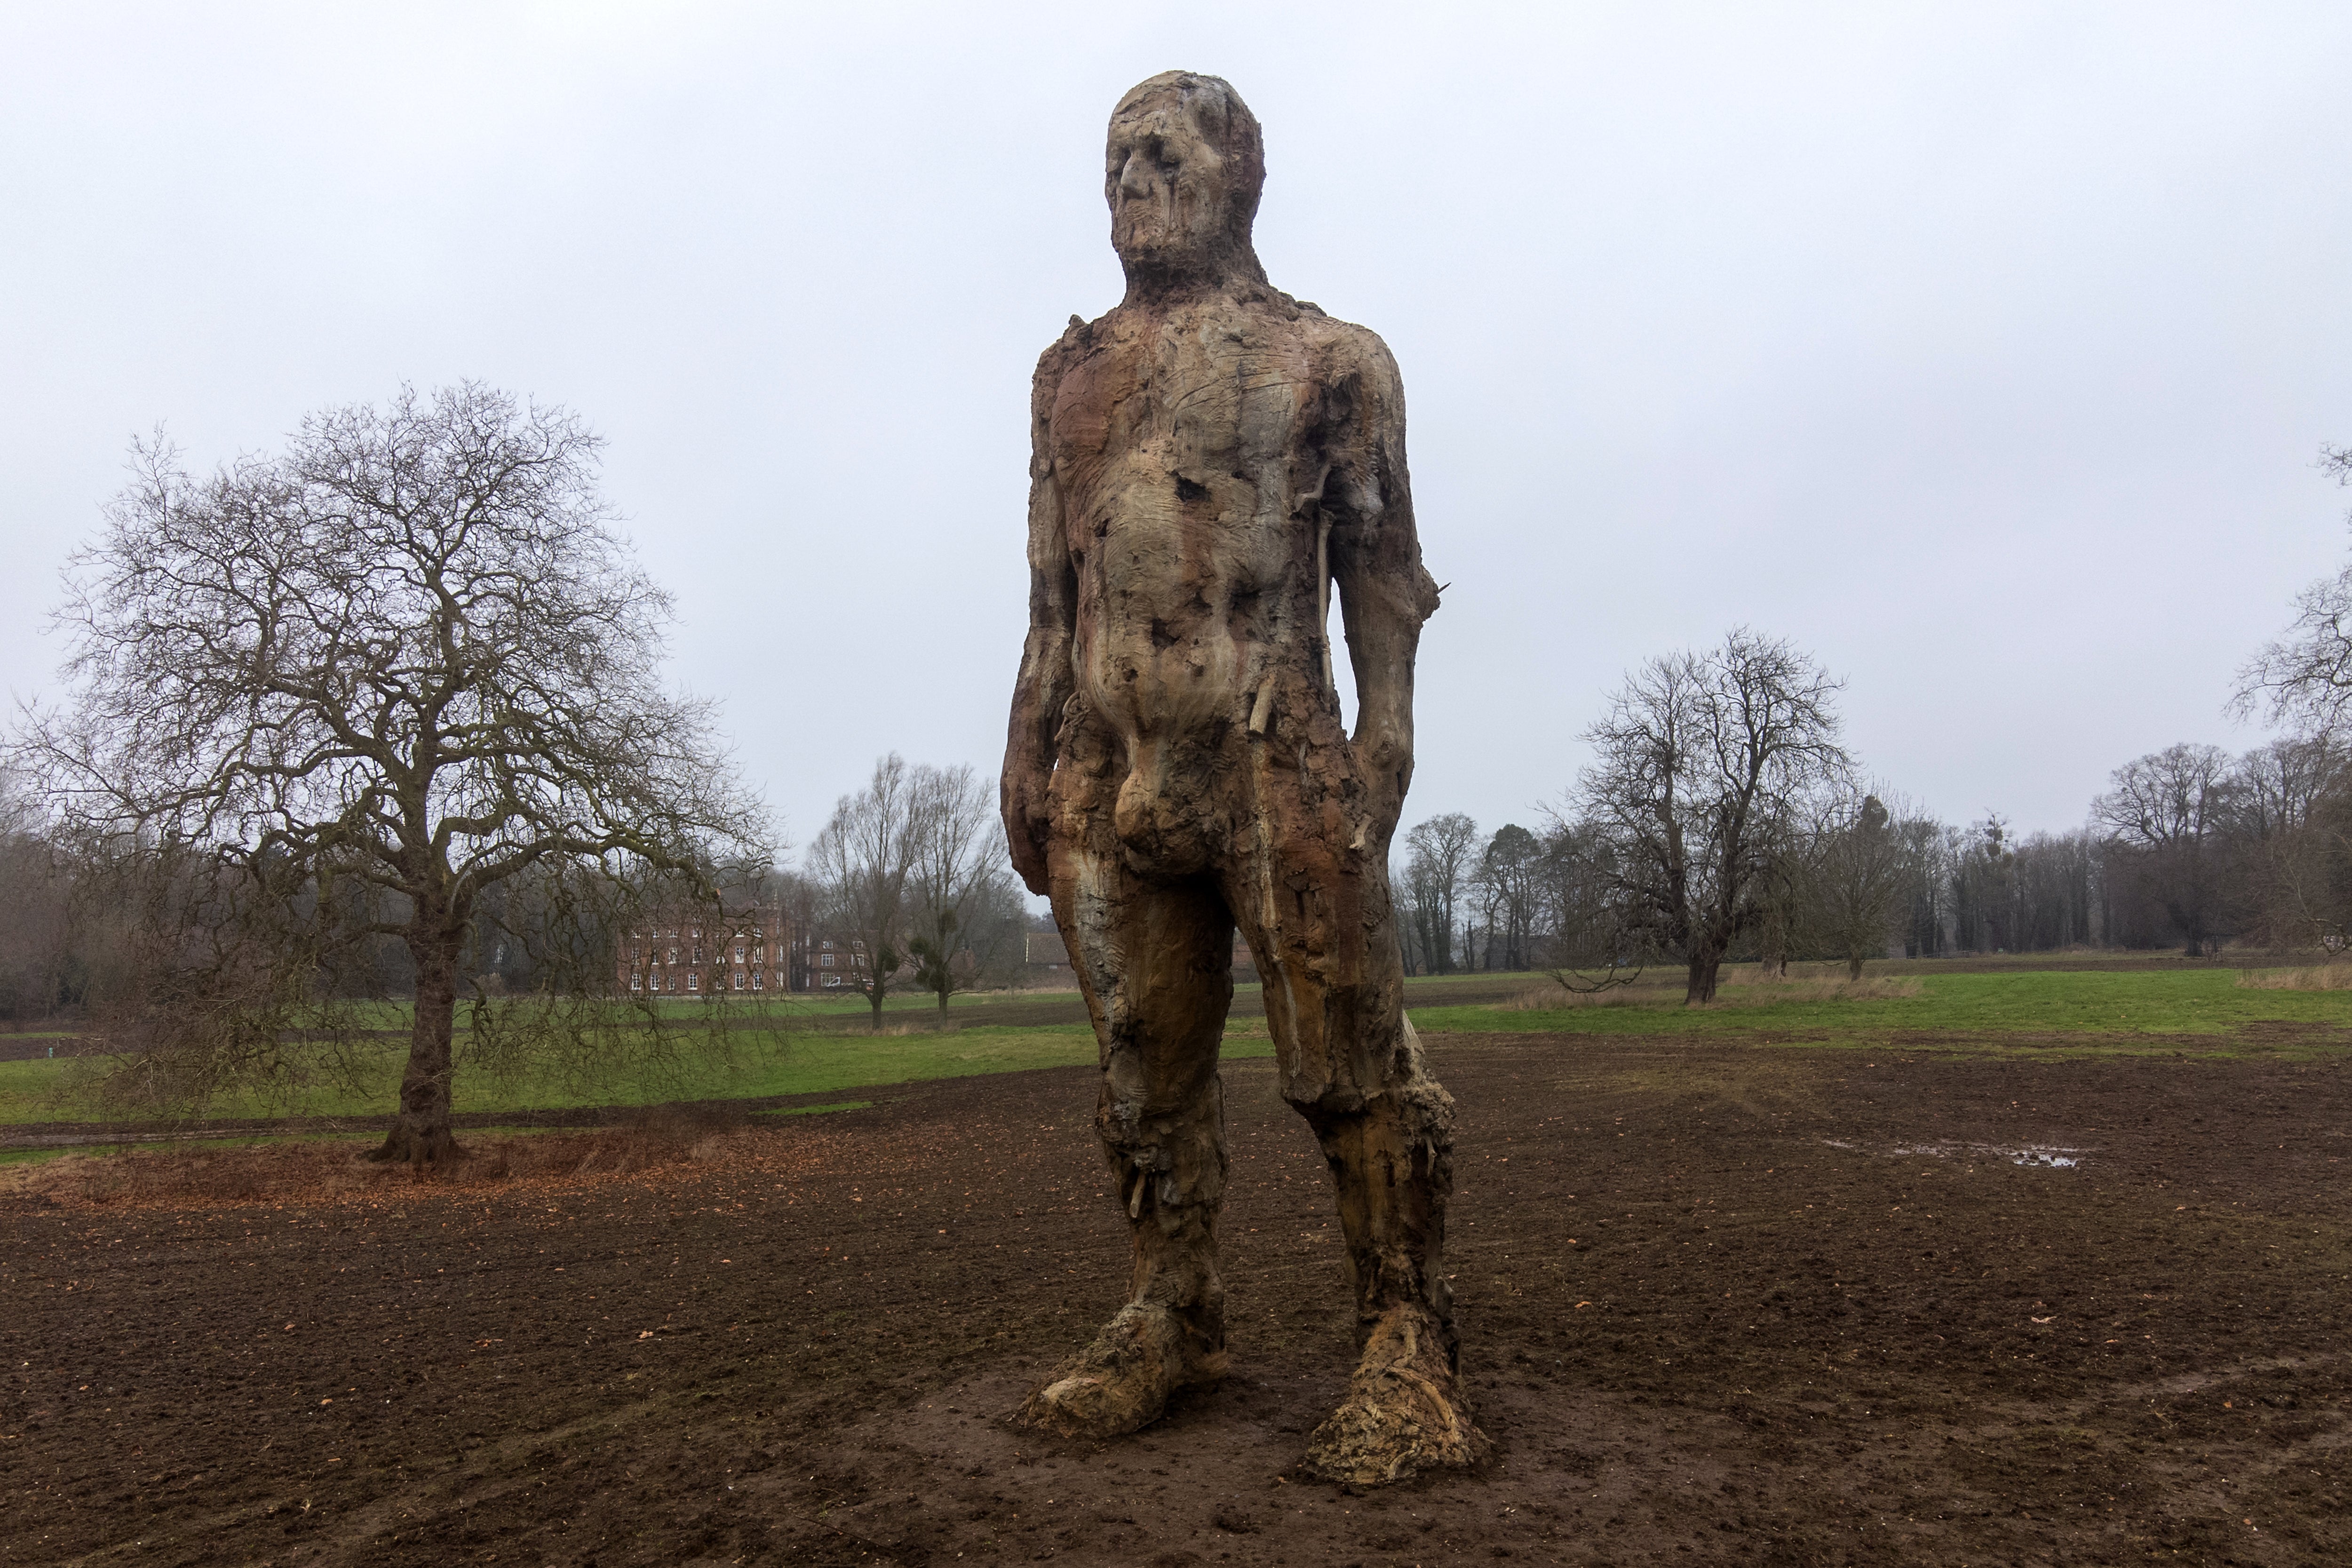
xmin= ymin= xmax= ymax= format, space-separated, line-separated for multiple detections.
xmin=1042 ymin=291 xmax=1362 ymax=750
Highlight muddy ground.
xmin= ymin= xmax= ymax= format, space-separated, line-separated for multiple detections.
xmin=5 ymin=1033 xmax=2348 ymax=1567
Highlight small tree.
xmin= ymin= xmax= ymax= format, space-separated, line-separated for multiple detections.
xmin=903 ymin=761 xmax=1015 ymax=1015
xmin=1530 ymin=814 xmax=1648 ymax=985
xmin=1401 ymin=812 xmax=1479 ymax=975
xmin=808 ymin=755 xmax=916 ymax=1029
xmin=15 ymin=385 xmax=765 ymax=1161
xmin=1570 ymin=628 xmax=1849 ymax=1003
xmin=1808 ymin=792 xmax=1909 ymax=979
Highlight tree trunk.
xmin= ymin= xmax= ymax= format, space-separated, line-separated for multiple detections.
xmin=1685 ymin=949 xmax=1722 ymax=1005
xmin=374 ymin=927 xmax=465 ymax=1164
xmin=1847 ymin=952 xmax=1866 ymax=981
xmin=868 ymin=983 xmax=886 ymax=1031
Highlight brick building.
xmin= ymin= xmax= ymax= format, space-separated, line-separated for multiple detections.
xmin=801 ymin=933 xmax=878 ymax=989
xmin=618 ymin=903 xmax=793 ymax=997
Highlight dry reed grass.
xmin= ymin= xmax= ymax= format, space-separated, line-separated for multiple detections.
xmin=2236 ymin=962 xmax=2352 ymax=992
xmin=1 ymin=1104 xmax=756 ymax=1212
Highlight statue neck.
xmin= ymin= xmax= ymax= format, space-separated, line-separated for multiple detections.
xmin=1119 ymin=242 xmax=1270 ymax=306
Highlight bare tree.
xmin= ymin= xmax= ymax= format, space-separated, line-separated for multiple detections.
xmin=12 ymin=385 xmax=765 ymax=1161
xmin=2093 ymin=743 xmax=2235 ymax=955
xmin=1401 ymin=812 xmax=1479 ymax=975
xmin=1808 ymin=791 xmax=1909 ymax=979
xmin=1475 ymin=823 xmax=1541 ymax=972
xmin=2235 ymin=444 xmax=2352 ymax=735
xmin=1526 ymin=814 xmax=1648 ymax=984
xmin=807 ymin=754 xmax=916 ymax=1029
xmin=903 ymin=761 xmax=1016 ymax=1015
xmin=1569 ymin=628 xmax=1849 ymax=1003
xmin=2225 ymin=736 xmax=2349 ymax=947
xmin=0 ymin=766 xmax=79 ymax=1027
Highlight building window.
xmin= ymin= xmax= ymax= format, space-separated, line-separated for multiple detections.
xmin=751 ymin=971 xmax=764 ymax=992
xmin=732 ymin=971 xmax=745 ymax=990
xmin=820 ymin=953 xmax=835 ymax=967
xmin=630 ymin=972 xmax=643 ymax=991
xmin=687 ymin=972 xmax=699 ymax=992
xmin=822 ymin=973 xmax=842 ymax=987
xmin=734 ymin=945 xmax=745 ymax=963
xmin=667 ymin=947 xmax=677 ymax=965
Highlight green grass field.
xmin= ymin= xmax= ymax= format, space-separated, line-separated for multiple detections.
xmin=1412 ymin=966 xmax=2351 ymax=1049
xmin=1 ymin=963 xmax=2341 ymax=1131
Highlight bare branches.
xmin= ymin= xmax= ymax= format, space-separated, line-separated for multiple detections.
xmin=807 ymin=755 xmax=917 ymax=1028
xmin=24 ymin=384 xmax=762 ymax=906
xmin=903 ymin=762 xmax=1016 ymax=1014
xmin=1400 ymin=813 xmax=1479 ymax=974
xmin=2233 ymin=442 xmax=2352 ymax=735
xmin=1567 ymin=627 xmax=1851 ymax=1003
xmin=9 ymin=385 xmax=769 ymax=1156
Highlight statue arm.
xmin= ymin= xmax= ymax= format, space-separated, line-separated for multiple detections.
xmin=1327 ymin=333 xmax=1442 ymax=833
xmin=1002 ymin=354 xmax=1076 ymax=895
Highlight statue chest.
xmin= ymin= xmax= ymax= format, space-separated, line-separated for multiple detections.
xmin=1048 ymin=320 xmax=1320 ymax=503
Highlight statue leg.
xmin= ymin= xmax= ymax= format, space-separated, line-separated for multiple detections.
xmin=1017 ymin=832 xmax=1234 ymax=1437
xmin=1224 ymin=754 xmax=1490 ymax=1484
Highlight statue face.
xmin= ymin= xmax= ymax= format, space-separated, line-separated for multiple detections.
xmin=1105 ymin=92 xmax=1238 ymax=271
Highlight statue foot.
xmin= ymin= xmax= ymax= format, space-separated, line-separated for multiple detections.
xmin=1017 ymin=1302 xmax=1227 ymax=1438
xmin=1303 ymin=1306 xmax=1490 ymax=1487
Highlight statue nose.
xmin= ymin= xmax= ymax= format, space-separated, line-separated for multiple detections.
xmin=1118 ymin=153 xmax=1157 ymax=200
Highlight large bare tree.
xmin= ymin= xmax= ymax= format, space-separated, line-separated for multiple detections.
xmin=1569 ymin=628 xmax=1849 ymax=1003
xmin=15 ymin=384 xmax=764 ymax=1161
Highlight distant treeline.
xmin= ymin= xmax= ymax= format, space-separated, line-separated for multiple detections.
xmin=1395 ymin=733 xmax=2349 ymax=977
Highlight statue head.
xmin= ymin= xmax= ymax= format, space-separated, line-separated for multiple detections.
xmin=1105 ymin=72 xmax=1268 ymax=295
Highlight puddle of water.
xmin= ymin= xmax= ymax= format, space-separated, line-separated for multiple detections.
xmin=1823 ymin=1138 xmax=2087 ymax=1169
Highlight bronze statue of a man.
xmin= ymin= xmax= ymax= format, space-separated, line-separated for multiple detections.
xmin=1001 ymin=71 xmax=1484 ymax=1484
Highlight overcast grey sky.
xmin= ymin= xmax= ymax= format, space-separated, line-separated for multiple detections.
xmin=5 ymin=2 xmax=2348 ymax=860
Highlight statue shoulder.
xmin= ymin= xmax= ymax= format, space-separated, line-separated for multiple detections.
xmin=1297 ymin=313 xmax=1406 ymax=417
xmin=1031 ymin=310 xmax=1117 ymax=408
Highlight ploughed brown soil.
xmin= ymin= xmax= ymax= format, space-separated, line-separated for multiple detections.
xmin=5 ymin=1034 xmax=2349 ymax=1567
